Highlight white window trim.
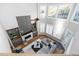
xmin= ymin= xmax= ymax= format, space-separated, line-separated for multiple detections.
xmin=56 ymin=4 xmax=73 ymax=21
xmin=70 ymin=4 xmax=79 ymax=24
xmin=39 ymin=4 xmax=73 ymax=22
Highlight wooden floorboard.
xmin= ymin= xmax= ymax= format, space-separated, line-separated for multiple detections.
xmin=14 ymin=35 xmax=63 ymax=54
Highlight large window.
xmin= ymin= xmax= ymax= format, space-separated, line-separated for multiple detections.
xmin=61 ymin=29 xmax=73 ymax=49
xmin=39 ymin=4 xmax=72 ymax=20
xmin=48 ymin=6 xmax=57 ymax=18
xmin=57 ymin=4 xmax=71 ymax=19
xmin=71 ymin=5 xmax=79 ymax=24
xmin=53 ymin=20 xmax=66 ymax=39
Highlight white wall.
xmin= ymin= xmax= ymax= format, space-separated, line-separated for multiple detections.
xmin=0 ymin=25 xmax=11 ymax=53
xmin=0 ymin=3 xmax=37 ymax=53
xmin=65 ymin=4 xmax=79 ymax=55
xmin=0 ymin=3 xmax=37 ymax=30
xmin=68 ymin=27 xmax=79 ymax=55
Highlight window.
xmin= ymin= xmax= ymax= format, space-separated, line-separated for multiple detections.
xmin=46 ymin=24 xmax=53 ymax=35
xmin=61 ymin=29 xmax=73 ymax=49
xmin=73 ymin=10 xmax=79 ymax=22
xmin=71 ymin=5 xmax=79 ymax=24
xmin=48 ymin=6 xmax=57 ymax=18
xmin=57 ymin=4 xmax=71 ymax=19
xmin=39 ymin=22 xmax=46 ymax=33
xmin=39 ymin=4 xmax=72 ymax=20
xmin=53 ymin=20 xmax=66 ymax=39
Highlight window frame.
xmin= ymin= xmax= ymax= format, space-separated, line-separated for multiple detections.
xmin=39 ymin=4 xmax=73 ymax=21
xmin=47 ymin=5 xmax=58 ymax=19
xmin=56 ymin=4 xmax=73 ymax=21
xmin=70 ymin=4 xmax=79 ymax=24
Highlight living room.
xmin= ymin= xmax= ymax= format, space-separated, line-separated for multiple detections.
xmin=0 ymin=3 xmax=79 ymax=55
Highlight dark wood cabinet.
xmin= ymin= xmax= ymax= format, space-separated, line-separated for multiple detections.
xmin=7 ymin=28 xmax=23 ymax=47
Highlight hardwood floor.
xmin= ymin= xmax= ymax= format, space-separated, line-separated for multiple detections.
xmin=16 ymin=35 xmax=45 ymax=48
xmin=13 ymin=35 xmax=64 ymax=54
